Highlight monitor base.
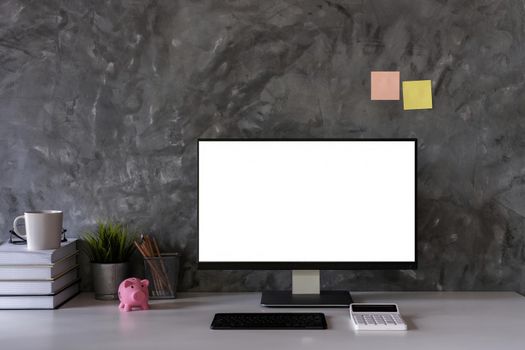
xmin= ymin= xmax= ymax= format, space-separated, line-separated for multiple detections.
xmin=260 ymin=290 xmax=352 ymax=308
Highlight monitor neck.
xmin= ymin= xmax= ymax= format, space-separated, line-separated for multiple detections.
xmin=292 ymin=270 xmax=320 ymax=294
xmin=260 ymin=270 xmax=352 ymax=307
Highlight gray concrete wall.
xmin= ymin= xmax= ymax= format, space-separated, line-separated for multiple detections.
xmin=1 ymin=0 xmax=525 ymax=293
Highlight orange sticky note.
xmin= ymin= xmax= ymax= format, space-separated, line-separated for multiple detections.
xmin=371 ymin=71 xmax=400 ymax=100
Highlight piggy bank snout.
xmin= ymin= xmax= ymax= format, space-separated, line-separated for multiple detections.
xmin=132 ymin=290 xmax=146 ymax=301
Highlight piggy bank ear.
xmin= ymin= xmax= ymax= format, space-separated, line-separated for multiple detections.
xmin=124 ymin=280 xmax=133 ymax=288
xmin=140 ymin=279 xmax=149 ymax=288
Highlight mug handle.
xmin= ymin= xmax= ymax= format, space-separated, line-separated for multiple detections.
xmin=12 ymin=215 xmax=27 ymax=239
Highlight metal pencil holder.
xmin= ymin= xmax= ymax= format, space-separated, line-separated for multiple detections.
xmin=143 ymin=253 xmax=180 ymax=299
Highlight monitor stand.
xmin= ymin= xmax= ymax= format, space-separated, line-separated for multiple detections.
xmin=260 ymin=270 xmax=352 ymax=307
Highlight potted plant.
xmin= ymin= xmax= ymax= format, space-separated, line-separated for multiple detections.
xmin=82 ymin=222 xmax=136 ymax=300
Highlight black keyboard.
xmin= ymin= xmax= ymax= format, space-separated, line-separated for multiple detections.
xmin=210 ymin=313 xmax=327 ymax=329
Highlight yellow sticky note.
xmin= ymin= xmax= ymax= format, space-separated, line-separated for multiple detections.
xmin=402 ymin=80 xmax=433 ymax=110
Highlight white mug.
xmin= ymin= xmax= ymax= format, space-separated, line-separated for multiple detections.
xmin=12 ymin=210 xmax=63 ymax=250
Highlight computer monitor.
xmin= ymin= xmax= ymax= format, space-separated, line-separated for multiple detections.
xmin=198 ymin=139 xmax=417 ymax=307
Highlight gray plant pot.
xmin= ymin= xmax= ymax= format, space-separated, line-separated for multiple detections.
xmin=91 ymin=262 xmax=129 ymax=300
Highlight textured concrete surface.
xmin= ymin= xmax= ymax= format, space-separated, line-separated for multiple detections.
xmin=1 ymin=0 xmax=525 ymax=293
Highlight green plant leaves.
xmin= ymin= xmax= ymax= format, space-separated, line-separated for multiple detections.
xmin=81 ymin=222 xmax=136 ymax=263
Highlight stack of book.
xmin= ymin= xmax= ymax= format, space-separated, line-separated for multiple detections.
xmin=0 ymin=239 xmax=80 ymax=309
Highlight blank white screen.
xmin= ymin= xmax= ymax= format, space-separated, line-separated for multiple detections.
xmin=199 ymin=141 xmax=415 ymax=262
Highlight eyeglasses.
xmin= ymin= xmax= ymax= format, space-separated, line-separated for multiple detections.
xmin=8 ymin=229 xmax=68 ymax=245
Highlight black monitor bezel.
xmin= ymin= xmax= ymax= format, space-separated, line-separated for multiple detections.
xmin=197 ymin=138 xmax=417 ymax=270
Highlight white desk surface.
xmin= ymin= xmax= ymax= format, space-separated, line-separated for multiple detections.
xmin=1 ymin=291 xmax=525 ymax=350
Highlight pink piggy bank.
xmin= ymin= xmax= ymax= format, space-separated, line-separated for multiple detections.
xmin=118 ymin=277 xmax=150 ymax=312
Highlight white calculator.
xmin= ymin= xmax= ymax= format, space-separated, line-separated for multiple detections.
xmin=350 ymin=303 xmax=407 ymax=331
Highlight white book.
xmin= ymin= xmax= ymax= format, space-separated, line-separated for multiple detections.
xmin=0 ymin=253 xmax=78 ymax=280
xmin=0 ymin=239 xmax=77 ymax=265
xmin=0 ymin=282 xmax=80 ymax=309
xmin=0 ymin=267 xmax=79 ymax=295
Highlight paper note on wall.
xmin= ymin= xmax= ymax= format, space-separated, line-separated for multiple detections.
xmin=370 ymin=71 xmax=400 ymax=100
xmin=402 ymin=80 xmax=433 ymax=110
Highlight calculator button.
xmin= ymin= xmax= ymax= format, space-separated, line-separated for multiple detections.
xmin=374 ymin=318 xmax=386 ymax=325
xmin=354 ymin=316 xmax=366 ymax=324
